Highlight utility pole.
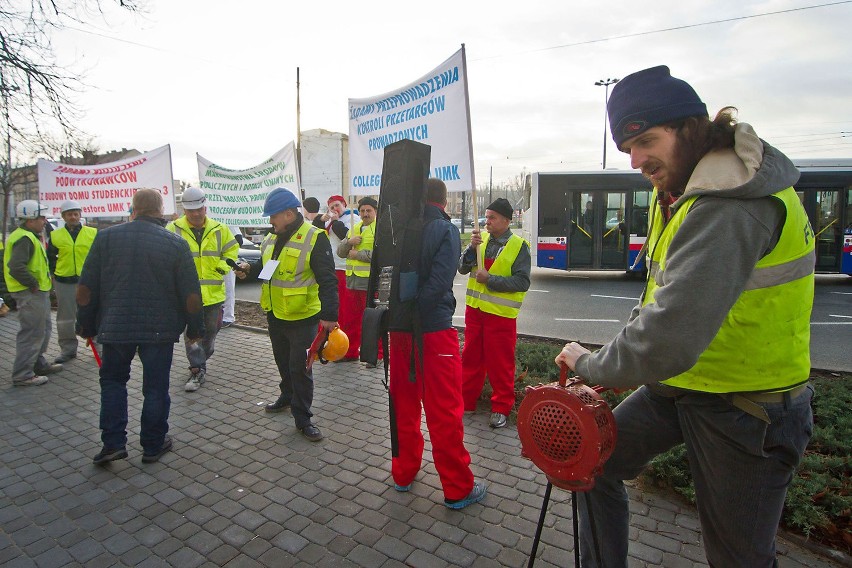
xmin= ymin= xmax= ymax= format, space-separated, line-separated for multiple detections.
xmin=594 ymin=78 xmax=619 ymax=170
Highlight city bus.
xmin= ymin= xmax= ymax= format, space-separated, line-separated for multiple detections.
xmin=524 ymin=160 xmax=852 ymax=276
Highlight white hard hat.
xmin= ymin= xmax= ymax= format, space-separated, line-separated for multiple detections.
xmin=60 ymin=200 xmax=82 ymax=213
xmin=16 ymin=200 xmax=49 ymax=220
xmin=180 ymin=187 xmax=206 ymax=210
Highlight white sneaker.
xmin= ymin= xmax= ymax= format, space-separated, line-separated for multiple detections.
xmin=184 ymin=370 xmax=205 ymax=392
xmin=489 ymin=412 xmax=508 ymax=429
xmin=15 ymin=375 xmax=48 ymax=386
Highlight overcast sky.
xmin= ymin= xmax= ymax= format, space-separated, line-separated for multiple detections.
xmin=53 ymin=0 xmax=852 ymax=188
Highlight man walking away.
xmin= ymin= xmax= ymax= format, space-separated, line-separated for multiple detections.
xmin=47 ymin=200 xmax=97 ymax=363
xmin=4 ymin=200 xmax=62 ymax=385
xmin=77 ymin=188 xmax=204 ymax=465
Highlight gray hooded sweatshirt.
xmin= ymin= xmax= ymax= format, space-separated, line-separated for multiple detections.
xmin=575 ymin=124 xmax=803 ymax=389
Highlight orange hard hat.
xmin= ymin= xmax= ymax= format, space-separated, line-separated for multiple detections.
xmin=315 ymin=327 xmax=349 ymax=364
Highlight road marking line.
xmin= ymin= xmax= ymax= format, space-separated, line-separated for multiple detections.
xmin=810 ymin=322 xmax=852 ymax=325
xmin=591 ymin=294 xmax=640 ymax=301
xmin=829 ymin=314 xmax=852 ymax=319
xmin=555 ymin=318 xmax=621 ymax=322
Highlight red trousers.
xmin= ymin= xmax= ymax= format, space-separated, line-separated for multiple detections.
xmin=461 ymin=306 xmax=518 ymax=415
xmin=339 ymin=288 xmax=383 ymax=360
xmin=389 ymin=329 xmax=474 ymax=501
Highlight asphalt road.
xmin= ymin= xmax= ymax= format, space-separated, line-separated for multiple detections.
xmin=237 ymin=269 xmax=852 ymax=372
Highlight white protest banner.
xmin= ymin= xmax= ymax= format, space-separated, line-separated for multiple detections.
xmin=197 ymin=143 xmax=300 ymax=227
xmin=348 ymin=46 xmax=475 ymax=195
xmin=37 ymin=145 xmax=175 ymax=218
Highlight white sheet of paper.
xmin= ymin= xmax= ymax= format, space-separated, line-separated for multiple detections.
xmin=258 ymin=259 xmax=280 ymax=281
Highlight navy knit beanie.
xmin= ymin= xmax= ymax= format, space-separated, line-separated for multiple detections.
xmin=607 ymin=66 xmax=707 ymax=149
xmin=486 ymin=197 xmax=513 ymax=220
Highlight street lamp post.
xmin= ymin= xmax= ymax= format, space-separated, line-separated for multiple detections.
xmin=594 ymin=78 xmax=619 ymax=170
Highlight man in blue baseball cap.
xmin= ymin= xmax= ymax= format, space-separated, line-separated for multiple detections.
xmin=556 ymin=66 xmax=814 ymax=568
xmin=258 ymin=188 xmax=339 ymax=441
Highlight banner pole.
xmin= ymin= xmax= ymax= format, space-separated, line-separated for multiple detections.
xmin=461 ymin=44 xmax=483 ymax=270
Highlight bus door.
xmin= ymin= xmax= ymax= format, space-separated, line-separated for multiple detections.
xmin=799 ymin=189 xmax=845 ymax=272
xmin=536 ymin=186 xmax=569 ymax=269
xmin=567 ymin=191 xmax=628 ymax=269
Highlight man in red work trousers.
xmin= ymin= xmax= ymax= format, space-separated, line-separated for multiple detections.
xmin=459 ymin=198 xmax=531 ymax=429
xmin=389 ymin=178 xmax=486 ymax=510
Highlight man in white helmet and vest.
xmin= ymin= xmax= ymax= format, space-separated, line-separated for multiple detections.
xmin=167 ymin=187 xmax=245 ymax=392
xmin=47 ymin=200 xmax=97 ymax=363
xmin=260 ymin=187 xmax=339 ymax=442
xmin=336 ymin=196 xmax=381 ymax=364
xmin=555 ymin=66 xmax=815 ymax=568
xmin=4 ymin=200 xmax=63 ymax=385
xmin=458 ymin=197 xmax=530 ymax=429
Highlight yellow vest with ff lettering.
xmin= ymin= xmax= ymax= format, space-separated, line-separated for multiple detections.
xmin=345 ymin=221 xmax=375 ymax=278
xmin=644 ymin=187 xmax=814 ymax=393
xmin=50 ymin=225 xmax=97 ymax=277
xmin=4 ymin=228 xmax=51 ymax=292
xmin=260 ymin=221 xmax=322 ymax=320
xmin=166 ymin=217 xmax=239 ymax=306
xmin=465 ymin=232 xmax=528 ymax=319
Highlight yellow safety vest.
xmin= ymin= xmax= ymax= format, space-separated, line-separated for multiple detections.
xmin=4 ymin=228 xmax=51 ymax=292
xmin=50 ymin=225 xmax=97 ymax=277
xmin=166 ymin=217 xmax=239 ymax=306
xmin=645 ymin=187 xmax=815 ymax=393
xmin=465 ymin=232 xmax=528 ymax=319
xmin=260 ymin=221 xmax=322 ymax=320
xmin=345 ymin=221 xmax=375 ymax=278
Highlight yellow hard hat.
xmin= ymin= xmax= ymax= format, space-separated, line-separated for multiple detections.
xmin=317 ymin=327 xmax=349 ymax=363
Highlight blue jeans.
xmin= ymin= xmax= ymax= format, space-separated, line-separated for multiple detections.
xmin=578 ymin=384 xmax=813 ymax=568
xmin=184 ymin=302 xmax=222 ymax=372
xmin=99 ymin=342 xmax=174 ymax=454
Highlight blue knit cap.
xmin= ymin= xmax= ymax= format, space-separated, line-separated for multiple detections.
xmin=263 ymin=188 xmax=301 ymax=216
xmin=607 ymin=66 xmax=707 ymax=149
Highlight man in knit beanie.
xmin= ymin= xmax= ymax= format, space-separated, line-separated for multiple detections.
xmin=556 ymin=66 xmax=815 ymax=568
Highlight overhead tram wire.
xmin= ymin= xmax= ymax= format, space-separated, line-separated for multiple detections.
xmin=471 ymin=1 xmax=852 ymax=61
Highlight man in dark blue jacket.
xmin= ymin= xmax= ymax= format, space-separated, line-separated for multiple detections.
xmin=388 ymin=178 xmax=486 ymax=510
xmin=77 ymin=188 xmax=204 ymax=465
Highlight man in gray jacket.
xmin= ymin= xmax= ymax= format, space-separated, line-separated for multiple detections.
xmin=556 ymin=66 xmax=814 ymax=568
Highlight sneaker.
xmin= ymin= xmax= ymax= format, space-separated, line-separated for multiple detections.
xmin=34 ymin=363 xmax=63 ymax=375
xmin=265 ymin=396 xmax=291 ymax=413
xmin=0 ymin=304 xmax=9 ymax=317
xmin=142 ymin=435 xmax=173 ymax=463
xmin=222 ymin=321 xmax=233 ymax=328
xmin=394 ymin=483 xmax=411 ymax=492
xmin=365 ymin=362 xmax=377 ymax=369
xmin=489 ymin=412 xmax=508 ymax=429
xmin=299 ymin=424 xmax=323 ymax=442
xmin=93 ymin=446 xmax=128 ymax=465
xmin=444 ymin=480 xmax=487 ymax=510
xmin=54 ymin=353 xmax=76 ymax=364
xmin=184 ymin=370 xmax=205 ymax=392
xmin=13 ymin=375 xmax=48 ymax=387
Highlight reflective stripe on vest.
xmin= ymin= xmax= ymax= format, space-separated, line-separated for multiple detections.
xmin=3 ymin=228 xmax=51 ymax=292
xmin=345 ymin=221 xmax=374 ymax=278
xmin=260 ymin=222 xmax=322 ymax=320
xmin=50 ymin=225 xmax=97 ymax=277
xmin=166 ymin=217 xmax=238 ymax=306
xmin=644 ymin=187 xmax=814 ymax=393
xmin=465 ymin=232 xmax=527 ymax=318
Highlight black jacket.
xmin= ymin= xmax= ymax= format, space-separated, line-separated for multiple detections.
xmin=76 ymin=216 xmax=204 ymax=343
xmin=417 ymin=203 xmax=460 ymax=333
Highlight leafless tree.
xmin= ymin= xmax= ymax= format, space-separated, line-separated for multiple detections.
xmin=1 ymin=0 xmax=144 ymax=237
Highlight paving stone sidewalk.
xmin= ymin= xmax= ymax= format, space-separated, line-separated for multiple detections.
xmin=0 ymin=312 xmax=843 ymax=567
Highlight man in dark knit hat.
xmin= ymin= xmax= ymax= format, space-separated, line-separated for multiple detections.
xmin=458 ymin=197 xmax=530 ymax=429
xmin=556 ymin=66 xmax=815 ymax=568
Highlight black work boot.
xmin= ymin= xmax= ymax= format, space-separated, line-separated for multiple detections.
xmin=265 ymin=395 xmax=291 ymax=413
